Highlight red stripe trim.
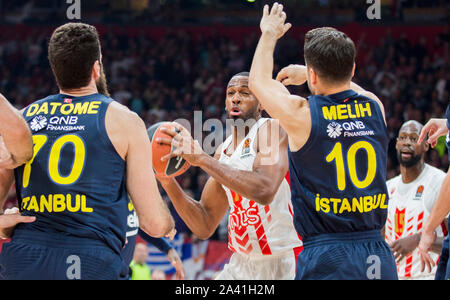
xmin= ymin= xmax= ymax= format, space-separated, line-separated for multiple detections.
xmin=404 ymin=256 xmax=413 ymax=277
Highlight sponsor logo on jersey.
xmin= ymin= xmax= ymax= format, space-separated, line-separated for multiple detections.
xmin=47 ymin=116 xmax=85 ymax=131
xmin=327 ymin=120 xmax=374 ymax=139
xmin=30 ymin=115 xmax=48 ymax=132
xmin=327 ymin=122 xmax=342 ymax=139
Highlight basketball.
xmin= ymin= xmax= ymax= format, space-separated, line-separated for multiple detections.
xmin=147 ymin=122 xmax=190 ymax=178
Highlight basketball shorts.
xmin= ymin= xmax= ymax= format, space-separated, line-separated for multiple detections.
xmin=435 ymin=235 xmax=449 ymax=280
xmin=296 ymin=230 xmax=398 ymax=280
xmin=0 ymin=229 xmax=129 ymax=280
xmin=215 ymin=247 xmax=301 ymax=280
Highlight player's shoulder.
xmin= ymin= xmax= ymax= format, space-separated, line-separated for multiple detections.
xmin=423 ymin=163 xmax=447 ymax=182
xmin=107 ymin=100 xmax=143 ymax=125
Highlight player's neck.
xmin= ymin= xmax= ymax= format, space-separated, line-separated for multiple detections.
xmin=230 ymin=116 xmax=260 ymax=150
xmin=59 ymin=82 xmax=99 ymax=97
xmin=400 ymin=162 xmax=425 ymax=184
xmin=316 ymin=82 xmax=352 ymax=97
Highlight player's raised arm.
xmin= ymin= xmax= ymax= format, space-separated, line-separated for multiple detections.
xmin=248 ymin=3 xmax=309 ymax=150
xmin=0 ymin=94 xmax=33 ymax=168
xmin=105 ymin=102 xmax=175 ymax=238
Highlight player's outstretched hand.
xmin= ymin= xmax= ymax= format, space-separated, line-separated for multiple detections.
xmin=157 ymin=122 xmax=205 ymax=167
xmin=417 ymin=230 xmax=437 ymax=273
xmin=0 ymin=207 xmax=36 ymax=239
xmin=276 ymin=64 xmax=307 ymax=86
xmin=167 ymin=248 xmax=185 ymax=280
xmin=418 ymin=118 xmax=448 ymax=148
xmin=260 ymin=3 xmax=291 ymax=40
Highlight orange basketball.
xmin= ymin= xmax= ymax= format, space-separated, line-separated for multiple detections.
xmin=147 ymin=122 xmax=190 ymax=178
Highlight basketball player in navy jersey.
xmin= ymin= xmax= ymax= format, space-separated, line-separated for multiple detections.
xmin=248 ymin=3 xmax=397 ymax=279
xmin=417 ymin=106 xmax=450 ymax=279
xmin=0 ymin=23 xmax=175 ymax=280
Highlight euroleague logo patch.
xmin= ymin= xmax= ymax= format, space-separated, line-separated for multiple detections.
xmin=413 ymin=185 xmax=424 ymax=200
xmin=240 ymin=138 xmax=252 ymax=158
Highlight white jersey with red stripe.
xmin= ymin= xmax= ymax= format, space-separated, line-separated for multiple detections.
xmin=219 ymin=118 xmax=302 ymax=259
xmin=385 ymin=163 xmax=447 ymax=279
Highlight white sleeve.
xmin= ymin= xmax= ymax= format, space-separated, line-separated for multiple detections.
xmin=423 ymin=172 xmax=446 ymax=214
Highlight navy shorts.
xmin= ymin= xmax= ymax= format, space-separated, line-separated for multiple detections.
xmin=0 ymin=230 xmax=129 ymax=280
xmin=296 ymin=230 xmax=398 ymax=280
xmin=435 ymin=235 xmax=449 ymax=280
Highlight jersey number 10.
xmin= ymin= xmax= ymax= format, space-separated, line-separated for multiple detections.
xmin=22 ymin=134 xmax=86 ymax=188
xmin=326 ymin=141 xmax=377 ymax=191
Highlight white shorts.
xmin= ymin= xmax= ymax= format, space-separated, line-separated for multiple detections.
xmin=215 ymin=249 xmax=297 ymax=280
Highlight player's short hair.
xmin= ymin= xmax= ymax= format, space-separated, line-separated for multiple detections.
xmin=48 ymin=23 xmax=101 ymax=90
xmin=304 ymin=27 xmax=356 ymax=84
xmin=233 ymin=72 xmax=249 ymax=78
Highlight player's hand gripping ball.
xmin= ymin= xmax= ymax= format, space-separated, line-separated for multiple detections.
xmin=148 ymin=122 xmax=190 ymax=178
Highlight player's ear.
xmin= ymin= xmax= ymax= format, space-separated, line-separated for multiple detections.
xmin=92 ymin=60 xmax=101 ymax=80
xmin=309 ymin=67 xmax=318 ymax=85
xmin=351 ymin=63 xmax=356 ymax=78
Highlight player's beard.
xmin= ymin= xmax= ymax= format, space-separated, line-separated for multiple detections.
xmin=96 ymin=64 xmax=110 ymax=97
xmin=397 ymin=152 xmax=422 ymax=168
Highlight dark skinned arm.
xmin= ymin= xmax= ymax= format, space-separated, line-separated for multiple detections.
xmin=158 ymin=120 xmax=289 ymax=206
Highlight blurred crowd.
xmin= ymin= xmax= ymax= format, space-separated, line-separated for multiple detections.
xmin=0 ymin=25 xmax=448 ymax=240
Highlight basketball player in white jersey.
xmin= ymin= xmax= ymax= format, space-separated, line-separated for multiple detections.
xmin=0 ymin=93 xmax=33 ymax=169
xmin=155 ymin=72 xmax=302 ymax=280
xmin=385 ymin=120 xmax=447 ymax=280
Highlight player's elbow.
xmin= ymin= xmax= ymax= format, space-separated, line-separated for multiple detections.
xmin=194 ymin=228 xmax=215 ymax=240
xmin=139 ymin=215 xmax=174 ymax=238
xmin=9 ymin=130 xmax=33 ymax=166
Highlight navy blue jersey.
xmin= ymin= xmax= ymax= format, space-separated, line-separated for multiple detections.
xmin=289 ymin=90 xmax=389 ymax=240
xmin=121 ymin=201 xmax=172 ymax=265
xmin=14 ymin=93 xmax=129 ymax=255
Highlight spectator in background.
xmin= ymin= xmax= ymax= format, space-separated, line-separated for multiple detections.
xmin=130 ymin=243 xmax=152 ymax=280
